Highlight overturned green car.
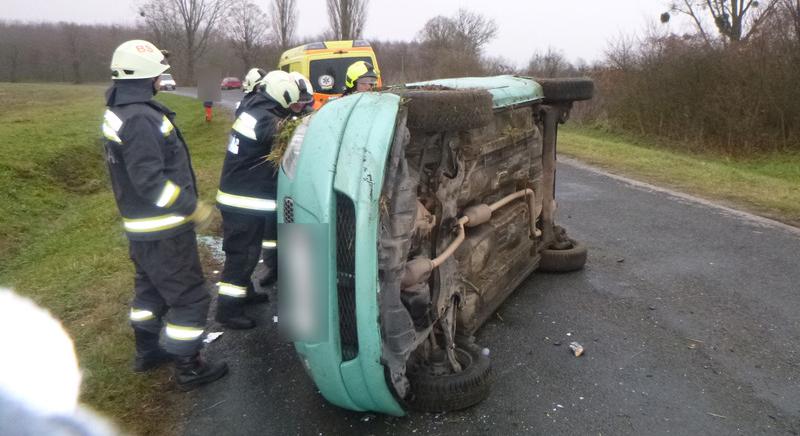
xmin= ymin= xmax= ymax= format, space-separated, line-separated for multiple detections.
xmin=277 ymin=75 xmax=593 ymax=415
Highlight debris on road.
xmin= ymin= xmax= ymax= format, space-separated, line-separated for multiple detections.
xmin=687 ymin=338 xmax=704 ymax=350
xmin=569 ymin=342 xmax=585 ymax=357
xmin=616 ymin=257 xmax=625 ymax=263
xmin=203 ymin=331 xmax=224 ymax=344
xmin=707 ymin=412 xmax=727 ymax=419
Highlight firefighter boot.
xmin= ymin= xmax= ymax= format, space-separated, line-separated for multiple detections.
xmin=215 ymin=297 xmax=256 ymax=329
xmin=174 ymin=353 xmax=229 ymax=391
xmin=245 ymin=282 xmax=270 ymax=304
xmin=133 ymin=329 xmax=172 ymax=373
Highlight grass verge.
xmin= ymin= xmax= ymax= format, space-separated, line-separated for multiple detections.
xmin=0 ymin=83 xmax=230 ymax=434
xmin=558 ymin=125 xmax=800 ymax=226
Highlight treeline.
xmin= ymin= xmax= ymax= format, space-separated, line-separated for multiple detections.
xmin=0 ymin=22 xmax=144 ymax=83
xmin=585 ymin=1 xmax=800 ymax=153
xmin=0 ymin=6 xmax=506 ymax=85
xmin=2 ymin=1 xmax=798 ymax=153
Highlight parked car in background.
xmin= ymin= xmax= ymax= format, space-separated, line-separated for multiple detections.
xmin=220 ymin=77 xmax=242 ymax=90
xmin=157 ymin=74 xmax=176 ymax=91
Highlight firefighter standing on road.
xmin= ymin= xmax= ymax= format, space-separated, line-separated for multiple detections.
xmin=101 ymin=40 xmax=227 ymax=390
xmin=215 ymin=70 xmax=301 ymax=329
xmin=253 ymin=71 xmax=314 ymax=291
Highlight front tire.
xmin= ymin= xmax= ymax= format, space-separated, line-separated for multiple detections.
xmin=407 ymin=341 xmax=491 ymax=412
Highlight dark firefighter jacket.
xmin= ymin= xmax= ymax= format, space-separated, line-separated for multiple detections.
xmin=102 ymin=79 xmax=199 ymax=241
xmin=216 ymin=91 xmax=290 ymax=216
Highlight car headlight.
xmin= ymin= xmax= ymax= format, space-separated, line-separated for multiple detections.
xmin=281 ymin=116 xmax=311 ymax=180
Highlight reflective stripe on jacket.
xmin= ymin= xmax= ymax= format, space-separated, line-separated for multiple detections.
xmin=102 ymin=80 xmax=199 ymax=241
xmin=217 ymin=92 xmax=289 ymax=216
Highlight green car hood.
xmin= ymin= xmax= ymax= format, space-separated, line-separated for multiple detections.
xmin=277 ymin=92 xmax=405 ymax=416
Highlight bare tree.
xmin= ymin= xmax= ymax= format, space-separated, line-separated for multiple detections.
xmin=526 ymin=48 xmax=576 ymax=77
xmin=271 ymin=0 xmax=297 ymax=50
xmin=225 ymin=0 xmax=268 ymax=69
xmin=666 ymin=0 xmax=781 ymax=44
xmin=604 ymin=34 xmax=639 ymax=71
xmin=60 ymin=23 xmax=86 ymax=83
xmin=416 ymin=9 xmax=498 ymax=78
xmin=781 ymin=0 xmax=800 ymax=44
xmin=418 ymin=9 xmax=497 ymax=52
xmin=0 ymin=22 xmax=23 ymax=82
xmin=139 ymin=0 xmax=230 ymax=83
xmin=326 ymin=0 xmax=369 ymax=40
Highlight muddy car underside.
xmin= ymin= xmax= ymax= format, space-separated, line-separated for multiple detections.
xmin=278 ymin=75 xmax=593 ymax=415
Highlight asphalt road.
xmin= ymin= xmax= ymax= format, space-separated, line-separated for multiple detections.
xmin=180 ymin=125 xmax=800 ymax=434
xmin=173 ymin=88 xmax=242 ymax=110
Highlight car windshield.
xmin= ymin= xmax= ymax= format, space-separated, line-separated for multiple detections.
xmin=161 ymin=74 xmax=173 ymax=80
xmin=309 ymin=56 xmax=373 ymax=95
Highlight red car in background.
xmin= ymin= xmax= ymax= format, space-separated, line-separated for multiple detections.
xmin=220 ymin=77 xmax=242 ymax=90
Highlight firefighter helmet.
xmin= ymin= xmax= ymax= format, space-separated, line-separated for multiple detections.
xmin=263 ymin=70 xmax=301 ymax=109
xmin=110 ymin=40 xmax=170 ymax=80
xmin=289 ymin=71 xmax=314 ymax=104
xmin=345 ymin=61 xmax=378 ymax=89
xmin=242 ymin=67 xmax=267 ymax=93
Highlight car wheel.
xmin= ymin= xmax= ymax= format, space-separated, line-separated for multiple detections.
xmin=407 ymin=340 xmax=491 ymax=412
xmin=390 ymin=88 xmax=493 ymax=132
xmin=535 ymin=78 xmax=594 ymax=103
xmin=538 ymin=238 xmax=588 ymax=273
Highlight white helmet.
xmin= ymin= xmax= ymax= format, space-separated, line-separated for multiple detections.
xmin=289 ymin=71 xmax=314 ymax=104
xmin=242 ymin=67 xmax=267 ymax=93
xmin=110 ymin=40 xmax=169 ymax=80
xmin=263 ymin=70 xmax=301 ymax=109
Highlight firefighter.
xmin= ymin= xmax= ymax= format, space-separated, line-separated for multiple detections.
xmin=215 ymin=70 xmax=301 ymax=329
xmin=242 ymin=67 xmax=268 ymax=94
xmin=235 ymin=67 xmax=268 ymax=111
xmin=289 ymin=71 xmax=315 ymax=114
xmin=342 ymin=60 xmax=379 ymax=96
xmin=102 ymin=40 xmax=227 ymax=390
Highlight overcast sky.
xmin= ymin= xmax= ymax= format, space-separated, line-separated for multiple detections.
xmin=3 ymin=0 xmax=681 ymax=65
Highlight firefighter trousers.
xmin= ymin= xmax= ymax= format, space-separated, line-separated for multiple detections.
xmin=218 ymin=211 xmax=277 ymax=303
xmin=127 ymin=230 xmax=210 ymax=357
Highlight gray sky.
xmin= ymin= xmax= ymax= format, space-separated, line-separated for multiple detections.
xmin=4 ymin=0 xmax=679 ymax=65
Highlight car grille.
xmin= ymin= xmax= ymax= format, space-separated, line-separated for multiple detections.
xmin=335 ymin=192 xmax=358 ymax=361
xmin=283 ymin=197 xmax=294 ymax=223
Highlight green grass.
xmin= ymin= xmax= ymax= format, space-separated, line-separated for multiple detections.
xmin=0 ymin=83 xmax=230 ymax=434
xmin=558 ymin=125 xmax=800 ymax=225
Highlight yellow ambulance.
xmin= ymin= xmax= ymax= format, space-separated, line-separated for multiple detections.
xmin=278 ymin=40 xmax=382 ymax=109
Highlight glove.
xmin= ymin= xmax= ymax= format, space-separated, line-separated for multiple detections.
xmin=189 ymin=201 xmax=214 ymax=232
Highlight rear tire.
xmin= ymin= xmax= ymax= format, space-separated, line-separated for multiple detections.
xmin=407 ymin=341 xmax=491 ymax=412
xmin=536 ymin=78 xmax=594 ymax=103
xmin=390 ymin=88 xmax=493 ymax=132
xmin=538 ymin=238 xmax=587 ymax=273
